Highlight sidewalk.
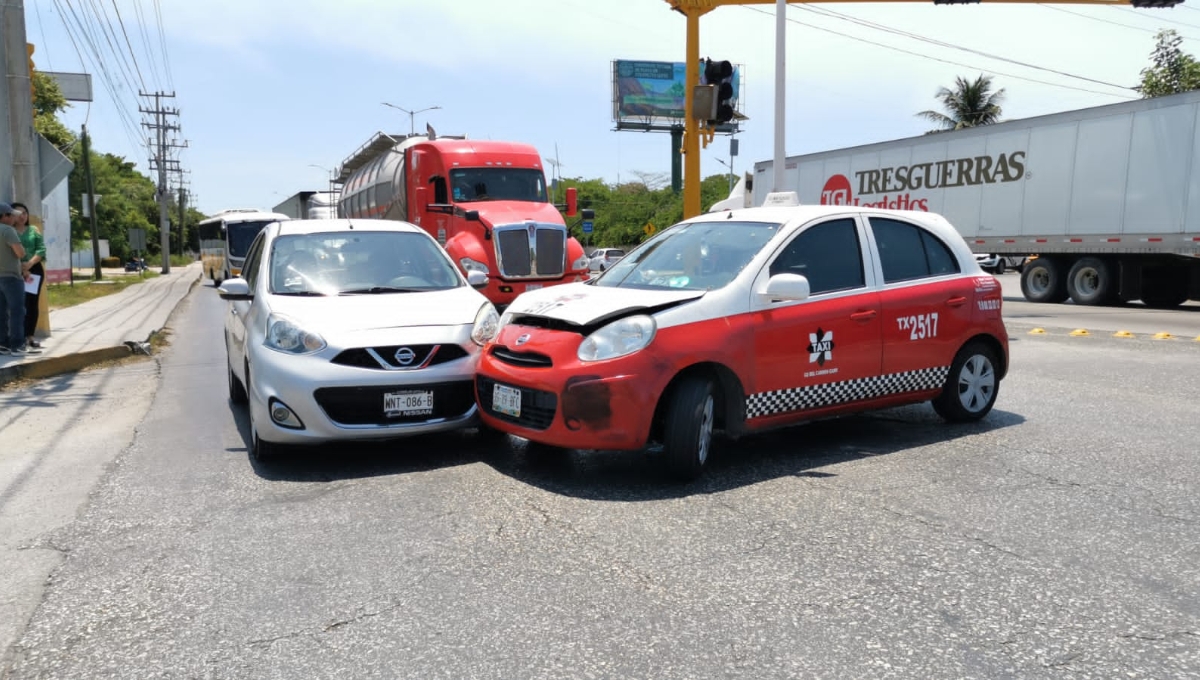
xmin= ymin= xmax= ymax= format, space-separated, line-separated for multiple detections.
xmin=0 ymin=262 xmax=202 ymax=387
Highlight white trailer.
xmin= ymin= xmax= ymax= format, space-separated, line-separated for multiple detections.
xmin=272 ymin=191 xmax=340 ymax=220
xmin=751 ymin=90 xmax=1200 ymax=308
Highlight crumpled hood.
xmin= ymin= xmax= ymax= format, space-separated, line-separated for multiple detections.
xmin=466 ymin=201 xmax=565 ymax=229
xmin=505 ymin=282 xmax=703 ymax=327
xmin=268 ymin=286 xmax=488 ymax=333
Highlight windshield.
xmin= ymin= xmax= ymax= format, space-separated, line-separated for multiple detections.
xmin=227 ymin=220 xmax=274 ymax=258
xmin=450 ymin=168 xmax=548 ymax=203
xmin=268 ymin=231 xmax=462 ymax=296
xmin=594 ymin=220 xmax=781 ymax=291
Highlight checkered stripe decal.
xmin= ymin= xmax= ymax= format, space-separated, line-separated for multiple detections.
xmin=745 ymin=366 xmax=950 ymax=419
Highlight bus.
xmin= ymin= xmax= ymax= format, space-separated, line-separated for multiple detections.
xmin=197 ymin=209 xmax=290 ymax=284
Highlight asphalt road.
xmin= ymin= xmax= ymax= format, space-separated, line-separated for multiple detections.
xmin=2 ymin=283 xmax=1198 ymax=679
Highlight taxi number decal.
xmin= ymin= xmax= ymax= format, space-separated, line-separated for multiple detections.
xmin=897 ymin=313 xmax=939 ymax=340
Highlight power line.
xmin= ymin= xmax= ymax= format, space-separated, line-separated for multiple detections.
xmin=80 ymin=0 xmax=144 ymax=96
xmin=797 ymin=5 xmax=1134 ymax=91
xmin=32 ymin=0 xmax=55 ymax=72
xmin=129 ymin=0 xmax=163 ymax=90
xmin=1043 ymin=5 xmax=1198 ymax=40
xmin=741 ymin=6 xmax=1135 ymax=99
xmin=107 ymin=0 xmax=149 ymax=92
xmin=1112 ymin=6 xmax=1200 ymax=31
xmin=152 ymin=0 xmax=175 ymax=90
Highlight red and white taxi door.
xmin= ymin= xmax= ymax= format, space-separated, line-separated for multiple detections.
xmin=746 ymin=216 xmax=883 ymax=429
xmin=865 ymin=216 xmax=975 ymax=388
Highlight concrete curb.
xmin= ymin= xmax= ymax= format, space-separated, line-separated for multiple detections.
xmin=0 ymin=346 xmax=133 ymax=385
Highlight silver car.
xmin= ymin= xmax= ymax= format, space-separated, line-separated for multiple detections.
xmin=587 ymin=248 xmax=626 ymax=273
xmin=218 ymin=218 xmax=500 ymax=460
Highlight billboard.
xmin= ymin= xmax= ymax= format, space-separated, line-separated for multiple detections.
xmin=612 ymin=59 xmax=741 ymax=133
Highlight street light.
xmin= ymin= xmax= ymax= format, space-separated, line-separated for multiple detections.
xmin=381 ymin=102 xmax=442 ymax=136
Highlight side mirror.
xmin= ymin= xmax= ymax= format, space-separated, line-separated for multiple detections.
xmin=466 ymin=270 xmax=488 ymax=289
xmin=565 ymin=187 xmax=577 ymax=217
xmin=464 ymin=210 xmax=480 ymax=222
xmin=757 ymin=273 xmax=810 ymax=303
xmin=217 ymin=277 xmax=253 ymax=301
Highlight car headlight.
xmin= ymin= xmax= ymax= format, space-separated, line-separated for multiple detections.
xmin=471 ymin=303 xmax=501 ymax=346
xmin=497 ymin=309 xmax=514 ymax=331
xmin=264 ymin=313 xmax=326 ymax=354
xmin=460 ymin=257 xmax=489 ymax=275
xmin=577 ymin=315 xmax=656 ymax=362
xmin=571 ymin=255 xmax=590 ymax=271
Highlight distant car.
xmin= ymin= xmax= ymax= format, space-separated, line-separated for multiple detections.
xmin=974 ymin=253 xmax=1026 ymax=275
xmin=218 ymin=218 xmax=501 ymax=460
xmin=476 ymin=204 xmax=1009 ymax=481
xmin=587 ymin=248 xmax=626 ymax=272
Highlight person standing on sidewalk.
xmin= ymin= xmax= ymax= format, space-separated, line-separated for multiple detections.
xmin=0 ymin=203 xmax=31 ymax=356
xmin=11 ymin=203 xmax=47 ymax=350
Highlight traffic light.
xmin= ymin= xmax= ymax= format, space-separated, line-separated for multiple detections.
xmin=703 ymin=59 xmax=734 ymax=125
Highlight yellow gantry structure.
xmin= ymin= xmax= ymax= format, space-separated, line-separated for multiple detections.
xmin=663 ymin=0 xmax=1185 ymax=219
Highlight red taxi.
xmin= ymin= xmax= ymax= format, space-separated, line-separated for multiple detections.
xmin=475 ymin=204 xmax=1008 ymax=480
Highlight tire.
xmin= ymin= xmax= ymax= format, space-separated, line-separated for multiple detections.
xmin=244 ymin=362 xmax=281 ymax=462
xmin=1141 ymin=287 xmax=1188 ymax=309
xmin=1140 ymin=270 xmax=1189 ymax=309
xmin=661 ymin=376 xmax=716 ymax=481
xmin=1020 ymin=258 xmax=1069 ymax=303
xmin=994 ymin=259 xmax=1006 ymax=276
xmin=1066 ymin=257 xmax=1115 ymax=306
xmin=228 ymin=363 xmax=247 ymax=404
xmin=932 ymin=342 xmax=1000 ymax=423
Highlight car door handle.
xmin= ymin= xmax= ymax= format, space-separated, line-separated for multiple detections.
xmin=850 ymin=310 xmax=877 ymax=321
xmin=946 ymin=296 xmax=967 ymax=307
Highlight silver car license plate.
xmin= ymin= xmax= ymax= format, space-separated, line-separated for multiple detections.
xmin=384 ymin=390 xmax=433 ymax=417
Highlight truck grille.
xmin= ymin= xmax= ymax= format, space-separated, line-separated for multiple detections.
xmin=495 ymin=224 xmax=566 ymax=279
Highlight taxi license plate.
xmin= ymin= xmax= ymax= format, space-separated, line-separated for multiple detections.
xmin=384 ymin=390 xmax=433 ymax=417
xmin=493 ymin=384 xmax=521 ymax=418
xmin=525 ymin=283 xmax=543 ymax=291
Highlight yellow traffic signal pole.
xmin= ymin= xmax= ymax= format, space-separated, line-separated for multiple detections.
xmin=667 ymin=0 xmax=1184 ymax=220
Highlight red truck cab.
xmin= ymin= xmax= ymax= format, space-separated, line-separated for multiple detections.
xmin=337 ymin=134 xmax=591 ymax=308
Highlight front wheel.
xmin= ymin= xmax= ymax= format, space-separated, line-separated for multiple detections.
xmin=661 ymin=376 xmax=716 ymax=481
xmin=245 ymin=362 xmax=282 ymax=461
xmin=932 ymin=342 xmax=1000 ymax=423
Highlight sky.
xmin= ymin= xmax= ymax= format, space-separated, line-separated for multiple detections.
xmin=22 ymin=0 xmax=1200 ymax=216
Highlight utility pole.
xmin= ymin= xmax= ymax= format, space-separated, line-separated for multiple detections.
xmin=81 ymin=124 xmax=101 ymax=281
xmin=140 ymin=91 xmax=182 ymax=273
xmin=3 ymin=0 xmax=41 ymax=213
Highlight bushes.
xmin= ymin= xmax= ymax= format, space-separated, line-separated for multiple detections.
xmin=100 ymin=256 xmax=121 ymax=268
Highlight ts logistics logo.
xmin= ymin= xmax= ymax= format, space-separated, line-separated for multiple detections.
xmin=820 ymin=174 xmax=929 ymax=212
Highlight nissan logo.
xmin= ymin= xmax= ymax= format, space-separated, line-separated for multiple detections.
xmin=515 ymin=334 xmax=530 ymax=346
xmin=394 ymin=347 xmax=417 ymax=365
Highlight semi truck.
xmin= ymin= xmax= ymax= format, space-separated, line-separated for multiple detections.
xmin=272 ymin=191 xmax=339 ymax=220
xmin=335 ymin=131 xmax=591 ymax=307
xmin=750 ymin=89 xmax=1200 ymax=308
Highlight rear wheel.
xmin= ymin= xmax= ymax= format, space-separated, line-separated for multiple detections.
xmin=932 ymin=342 xmax=1000 ymax=423
xmin=1020 ymin=258 xmax=1068 ymax=303
xmin=661 ymin=376 xmax=716 ymax=481
xmin=994 ymin=259 xmax=1006 ymax=275
xmin=1067 ymin=257 xmax=1115 ymax=306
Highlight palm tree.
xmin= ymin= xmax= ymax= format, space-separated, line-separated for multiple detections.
xmin=917 ymin=75 xmax=1005 ymax=133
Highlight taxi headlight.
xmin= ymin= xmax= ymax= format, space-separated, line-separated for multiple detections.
xmin=577 ymin=315 xmax=656 ymax=362
xmin=264 ymin=313 xmax=326 ymax=354
xmin=471 ymin=303 xmax=501 ymax=346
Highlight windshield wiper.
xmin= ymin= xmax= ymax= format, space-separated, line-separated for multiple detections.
xmin=338 ymin=286 xmax=424 ymax=295
xmin=273 ymin=290 xmax=327 ymax=296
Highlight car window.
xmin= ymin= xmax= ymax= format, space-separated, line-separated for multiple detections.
xmin=595 ymin=220 xmax=781 ymax=291
xmin=870 ymin=217 xmax=961 ymax=284
xmin=269 ymin=231 xmax=462 ymax=295
xmin=768 ymin=218 xmax=864 ymax=295
xmin=241 ymin=232 xmax=266 ymax=288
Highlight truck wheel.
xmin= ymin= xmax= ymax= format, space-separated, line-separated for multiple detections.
xmin=661 ymin=376 xmax=716 ymax=481
xmin=1141 ymin=285 xmax=1188 ymax=309
xmin=932 ymin=341 xmax=1000 ymax=423
xmin=1020 ymin=258 xmax=1068 ymax=303
xmin=1066 ymin=257 xmax=1115 ymax=306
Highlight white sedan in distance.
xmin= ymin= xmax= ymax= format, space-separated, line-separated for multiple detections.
xmin=218 ymin=218 xmax=500 ymax=460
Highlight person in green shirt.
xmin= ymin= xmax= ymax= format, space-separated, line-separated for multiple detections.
xmin=12 ymin=203 xmax=47 ymax=351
